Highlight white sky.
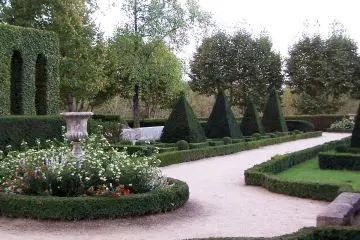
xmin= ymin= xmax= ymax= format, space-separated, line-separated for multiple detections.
xmin=96 ymin=0 xmax=360 ymax=65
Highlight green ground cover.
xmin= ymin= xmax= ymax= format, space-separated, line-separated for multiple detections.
xmin=278 ymin=157 xmax=360 ymax=191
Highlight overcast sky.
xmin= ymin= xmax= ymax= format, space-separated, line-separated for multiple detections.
xmin=96 ymin=0 xmax=360 ymax=63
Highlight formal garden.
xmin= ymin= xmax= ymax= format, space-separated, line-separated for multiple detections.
xmin=1 ymin=1 xmax=360 ymax=240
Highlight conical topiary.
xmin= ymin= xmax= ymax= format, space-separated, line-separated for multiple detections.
xmin=160 ymin=95 xmax=206 ymax=143
xmin=262 ymin=88 xmax=288 ymax=133
xmin=351 ymin=103 xmax=360 ymax=148
xmin=206 ymin=91 xmax=243 ymax=139
xmin=241 ymin=97 xmax=264 ymax=136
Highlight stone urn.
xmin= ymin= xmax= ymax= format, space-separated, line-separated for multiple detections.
xmin=60 ymin=112 xmax=93 ymax=160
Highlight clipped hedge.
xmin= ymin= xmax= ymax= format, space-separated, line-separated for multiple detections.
xmin=351 ymin=103 xmax=360 ymax=148
xmin=193 ymin=226 xmax=360 ymax=240
xmin=0 ymin=178 xmax=189 ymax=220
xmin=244 ymin=137 xmax=352 ymax=201
xmin=0 ymin=116 xmax=121 ymax=150
xmin=241 ymin=97 xmax=264 ymax=136
xmin=0 ymin=25 xmax=60 ymax=115
xmin=286 ymin=120 xmax=315 ymax=132
xmin=92 ymin=114 xmax=122 ymax=122
xmin=319 ymin=151 xmax=360 ymax=170
xmin=158 ymin=132 xmax=322 ymax=167
xmin=189 ymin=142 xmax=209 ymax=149
xmin=286 ymin=115 xmax=344 ymax=131
xmin=262 ymin=88 xmax=288 ymax=133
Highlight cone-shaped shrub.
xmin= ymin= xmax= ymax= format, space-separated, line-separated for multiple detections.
xmin=351 ymin=103 xmax=360 ymax=148
xmin=262 ymin=88 xmax=288 ymax=133
xmin=206 ymin=91 xmax=243 ymax=138
xmin=160 ymin=95 xmax=206 ymax=143
xmin=241 ymin=97 xmax=264 ymax=136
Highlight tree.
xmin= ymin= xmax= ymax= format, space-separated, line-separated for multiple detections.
xmin=110 ymin=0 xmax=211 ymax=127
xmin=1 ymin=0 xmax=108 ymax=111
xmin=189 ymin=29 xmax=283 ymax=110
xmin=285 ymin=26 xmax=360 ymax=114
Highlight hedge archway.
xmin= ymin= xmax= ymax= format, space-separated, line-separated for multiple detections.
xmin=10 ymin=50 xmax=24 ymax=115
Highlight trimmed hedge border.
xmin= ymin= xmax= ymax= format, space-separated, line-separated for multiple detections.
xmin=0 ymin=178 xmax=189 ymax=220
xmin=158 ymin=132 xmax=322 ymax=167
xmin=319 ymin=151 xmax=360 ymax=170
xmin=192 ymin=226 xmax=360 ymax=240
xmin=326 ymin=128 xmax=353 ymax=133
xmin=244 ymin=137 xmax=353 ymax=201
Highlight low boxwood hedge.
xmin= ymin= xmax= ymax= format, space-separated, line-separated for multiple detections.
xmin=244 ymin=137 xmax=352 ymax=201
xmin=208 ymin=141 xmax=224 ymax=147
xmin=193 ymin=226 xmax=360 ymax=240
xmin=158 ymin=132 xmax=322 ymax=167
xmin=326 ymin=128 xmax=353 ymax=133
xmin=0 ymin=178 xmax=189 ymax=220
xmin=319 ymin=151 xmax=360 ymax=170
xmin=190 ymin=142 xmax=209 ymax=149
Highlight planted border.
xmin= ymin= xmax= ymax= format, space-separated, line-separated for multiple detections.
xmin=244 ymin=137 xmax=353 ymax=201
xmin=158 ymin=132 xmax=322 ymax=167
xmin=0 ymin=178 xmax=189 ymax=220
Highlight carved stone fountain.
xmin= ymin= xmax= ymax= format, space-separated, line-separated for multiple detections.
xmin=60 ymin=112 xmax=93 ymax=161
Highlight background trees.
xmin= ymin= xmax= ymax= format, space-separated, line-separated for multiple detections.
xmin=189 ymin=29 xmax=283 ymax=110
xmin=285 ymin=28 xmax=360 ymax=114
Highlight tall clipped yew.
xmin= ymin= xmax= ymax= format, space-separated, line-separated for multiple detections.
xmin=351 ymin=103 xmax=360 ymax=148
xmin=241 ymin=97 xmax=264 ymax=136
xmin=262 ymin=88 xmax=288 ymax=133
xmin=160 ymin=95 xmax=206 ymax=143
xmin=206 ymin=91 xmax=242 ymax=138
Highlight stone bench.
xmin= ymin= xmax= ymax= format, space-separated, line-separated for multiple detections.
xmin=317 ymin=192 xmax=360 ymax=226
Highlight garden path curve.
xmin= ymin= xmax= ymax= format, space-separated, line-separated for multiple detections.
xmin=0 ymin=133 xmax=350 ymax=240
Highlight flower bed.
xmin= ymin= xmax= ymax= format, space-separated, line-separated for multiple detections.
xmin=0 ymin=177 xmax=189 ymax=220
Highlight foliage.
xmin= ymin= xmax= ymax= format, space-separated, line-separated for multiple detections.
xmin=160 ymin=95 xmax=206 ymax=143
xmin=223 ymin=137 xmax=232 ymax=145
xmin=0 ymin=133 xmax=166 ymax=197
xmin=206 ymin=92 xmax=242 ymax=138
xmin=319 ymin=151 xmax=360 ymax=171
xmin=106 ymin=0 xmax=212 ymax=127
xmin=189 ymin=29 xmax=283 ymax=109
xmin=329 ymin=117 xmax=354 ymax=130
xmin=286 ymin=120 xmax=315 ymax=132
xmin=176 ymin=140 xmax=189 ymax=150
xmin=244 ymin=137 xmax=352 ymax=201
xmin=262 ymin=88 xmax=288 ymax=133
xmin=1 ymin=0 xmax=109 ymax=110
xmin=0 ymin=24 xmax=59 ymax=115
xmin=351 ymin=104 xmax=360 ymax=148
xmin=157 ymin=132 xmax=321 ymax=167
xmin=285 ymin=27 xmax=360 ymax=113
xmin=189 ymin=142 xmax=209 ymax=149
xmin=241 ymin=97 xmax=264 ymax=136
xmin=0 ymin=178 xmax=189 ymax=220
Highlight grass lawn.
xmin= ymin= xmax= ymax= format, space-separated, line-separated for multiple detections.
xmin=277 ymin=157 xmax=360 ymax=191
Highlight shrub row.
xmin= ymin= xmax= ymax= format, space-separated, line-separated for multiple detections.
xmin=0 ymin=178 xmax=189 ymax=220
xmin=319 ymin=151 xmax=360 ymax=170
xmin=326 ymin=128 xmax=353 ymax=133
xmin=157 ymin=132 xmax=322 ymax=167
xmin=286 ymin=120 xmax=315 ymax=132
xmin=189 ymin=142 xmax=209 ymax=149
xmin=244 ymin=137 xmax=352 ymax=201
xmin=193 ymin=226 xmax=360 ymax=240
xmin=0 ymin=116 xmax=122 ymax=150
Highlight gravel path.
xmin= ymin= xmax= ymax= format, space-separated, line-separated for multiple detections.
xmin=0 ymin=133 xmax=350 ymax=240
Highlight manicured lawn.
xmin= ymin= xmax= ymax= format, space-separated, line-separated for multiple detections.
xmin=277 ymin=157 xmax=360 ymax=191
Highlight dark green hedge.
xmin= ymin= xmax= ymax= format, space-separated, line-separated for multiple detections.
xmin=206 ymin=92 xmax=243 ymax=138
xmin=319 ymin=151 xmax=360 ymax=170
xmin=158 ymin=132 xmax=322 ymax=167
xmin=262 ymin=88 xmax=288 ymax=133
xmin=286 ymin=120 xmax=315 ymax=132
xmin=0 ymin=178 xmax=189 ymax=220
xmin=0 ymin=116 xmax=121 ymax=150
xmin=241 ymin=97 xmax=264 ymax=136
xmin=208 ymin=141 xmax=224 ymax=146
xmin=0 ymin=25 xmax=60 ymax=115
xmin=190 ymin=142 xmax=210 ymax=149
xmin=92 ymin=114 xmax=122 ymax=122
xmin=351 ymin=103 xmax=360 ymax=148
xmin=244 ymin=137 xmax=352 ymax=201
xmin=193 ymin=226 xmax=360 ymax=240
xmin=161 ymin=96 xmax=206 ymax=143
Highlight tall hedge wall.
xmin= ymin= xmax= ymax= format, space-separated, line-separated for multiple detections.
xmin=0 ymin=24 xmax=60 ymax=115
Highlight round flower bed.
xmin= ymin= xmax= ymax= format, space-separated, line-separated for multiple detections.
xmin=0 ymin=129 xmax=189 ymax=219
xmin=0 ymin=177 xmax=189 ymax=220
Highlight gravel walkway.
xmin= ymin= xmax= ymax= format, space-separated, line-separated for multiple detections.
xmin=0 ymin=133 xmax=350 ymax=240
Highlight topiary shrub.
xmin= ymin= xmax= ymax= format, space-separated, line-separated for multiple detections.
xmin=160 ymin=96 xmax=206 ymax=143
xmin=176 ymin=140 xmax=189 ymax=150
xmin=223 ymin=137 xmax=232 ymax=145
xmin=262 ymin=88 xmax=288 ymax=133
xmin=241 ymin=97 xmax=264 ymax=136
xmin=351 ymin=103 xmax=360 ymax=148
xmin=206 ymin=91 xmax=243 ymax=138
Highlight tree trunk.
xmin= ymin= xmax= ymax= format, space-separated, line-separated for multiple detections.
xmin=133 ymin=84 xmax=140 ymax=128
xmin=67 ymin=93 xmax=74 ymax=112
